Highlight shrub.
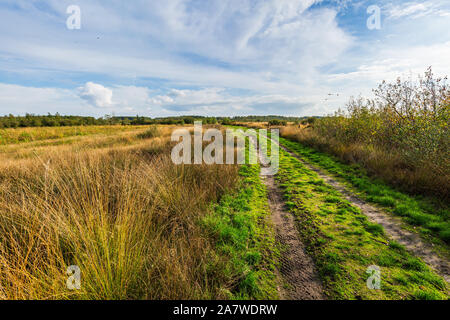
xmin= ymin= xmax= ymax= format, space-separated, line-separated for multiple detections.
xmin=137 ymin=126 xmax=160 ymax=139
xmin=268 ymin=119 xmax=287 ymax=126
xmin=281 ymin=67 xmax=450 ymax=198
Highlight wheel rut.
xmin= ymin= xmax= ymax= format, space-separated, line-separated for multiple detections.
xmin=261 ymin=170 xmax=325 ymax=300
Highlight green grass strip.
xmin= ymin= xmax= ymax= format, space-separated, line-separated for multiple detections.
xmin=202 ymin=163 xmax=279 ymax=299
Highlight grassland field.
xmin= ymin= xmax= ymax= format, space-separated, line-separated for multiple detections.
xmin=0 ymin=124 xmax=448 ymax=300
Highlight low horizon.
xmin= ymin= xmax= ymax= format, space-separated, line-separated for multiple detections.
xmin=0 ymin=113 xmax=318 ymax=118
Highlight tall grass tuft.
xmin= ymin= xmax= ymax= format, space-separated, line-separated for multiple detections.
xmin=137 ymin=126 xmax=161 ymax=139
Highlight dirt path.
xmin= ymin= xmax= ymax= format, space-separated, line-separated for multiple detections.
xmin=274 ymin=139 xmax=450 ymax=283
xmin=261 ymin=171 xmax=325 ymax=300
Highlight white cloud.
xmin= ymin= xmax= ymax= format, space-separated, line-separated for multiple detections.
xmin=112 ymin=85 xmax=153 ymax=112
xmin=78 ymin=82 xmax=113 ymax=108
xmin=388 ymin=2 xmax=431 ymax=18
xmin=151 ymin=88 xmax=226 ymax=106
xmin=329 ymin=41 xmax=450 ymax=83
xmin=0 ymin=82 xmax=154 ymax=116
xmin=0 ymin=82 xmax=317 ymax=117
xmin=0 ymin=0 xmax=351 ymax=91
xmin=386 ymin=1 xmax=450 ymax=19
xmin=0 ymin=0 xmax=353 ymax=116
xmin=147 ymin=88 xmax=314 ymax=116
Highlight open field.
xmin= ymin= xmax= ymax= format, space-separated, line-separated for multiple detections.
xmin=0 ymin=125 xmax=145 ymax=145
xmin=0 ymin=125 xmax=278 ymax=299
xmin=0 ymin=122 xmax=448 ymax=300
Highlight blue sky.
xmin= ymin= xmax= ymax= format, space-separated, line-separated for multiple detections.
xmin=0 ymin=0 xmax=449 ymax=117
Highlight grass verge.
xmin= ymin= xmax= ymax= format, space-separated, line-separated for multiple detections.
xmin=203 ymin=163 xmax=279 ymax=299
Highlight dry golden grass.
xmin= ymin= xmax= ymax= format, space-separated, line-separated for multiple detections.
xmin=234 ymin=122 xmax=301 ymax=130
xmin=0 ymin=125 xmax=239 ymax=299
xmin=233 ymin=122 xmax=268 ymax=129
xmin=0 ymin=126 xmax=174 ymax=163
xmin=0 ymin=125 xmax=152 ymax=145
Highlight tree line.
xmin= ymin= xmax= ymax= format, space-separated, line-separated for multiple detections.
xmin=0 ymin=114 xmax=307 ymax=128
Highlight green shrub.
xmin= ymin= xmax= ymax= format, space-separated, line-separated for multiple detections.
xmin=137 ymin=126 xmax=160 ymax=139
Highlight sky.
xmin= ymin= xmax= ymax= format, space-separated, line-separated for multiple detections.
xmin=0 ymin=0 xmax=449 ymax=117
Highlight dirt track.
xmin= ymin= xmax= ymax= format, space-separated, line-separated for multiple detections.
xmin=261 ymin=172 xmax=325 ymax=300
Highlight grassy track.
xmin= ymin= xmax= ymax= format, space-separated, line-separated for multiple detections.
xmin=278 ymin=137 xmax=450 ymax=248
xmin=2 ymin=124 xmax=447 ymax=300
xmin=276 ymin=148 xmax=448 ymax=299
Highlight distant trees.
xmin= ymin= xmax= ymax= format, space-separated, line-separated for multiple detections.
xmin=152 ymin=116 xmax=217 ymax=125
xmin=268 ymin=119 xmax=287 ymax=126
xmin=0 ymin=114 xmax=220 ymax=129
xmin=218 ymin=116 xmax=306 ymax=126
xmin=0 ymin=114 xmax=107 ymax=128
xmin=300 ymin=117 xmax=317 ymax=127
xmin=232 ymin=115 xmax=303 ymax=123
xmin=220 ymin=117 xmax=232 ymax=125
xmin=0 ymin=114 xmax=305 ymax=129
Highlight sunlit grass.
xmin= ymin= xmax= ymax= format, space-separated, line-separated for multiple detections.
xmin=275 ymin=149 xmax=448 ymax=300
xmin=278 ymin=136 xmax=450 ymax=247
